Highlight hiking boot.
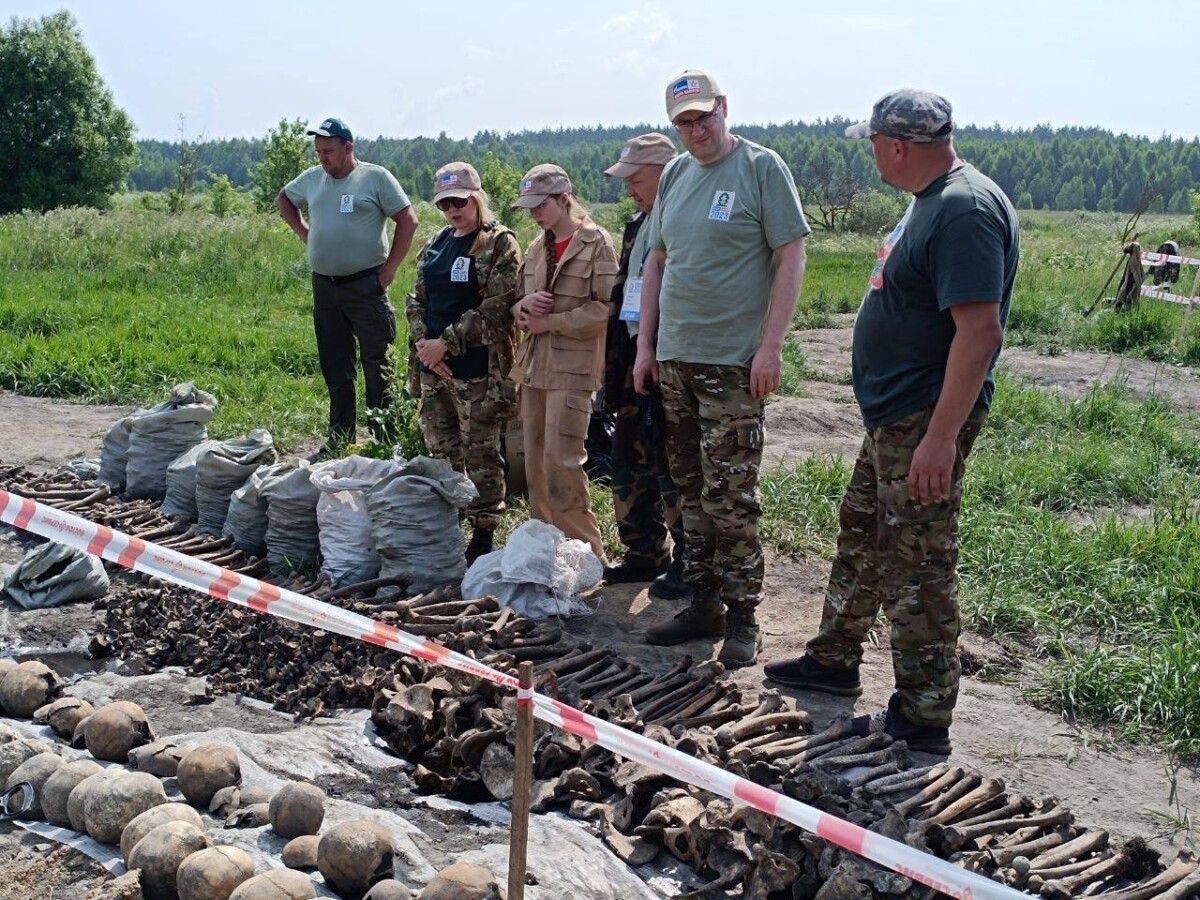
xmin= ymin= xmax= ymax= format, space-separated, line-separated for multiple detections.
xmin=603 ymin=557 xmax=668 ymax=584
xmin=764 ymin=653 xmax=863 ymax=697
xmin=645 ymin=593 xmax=725 ymax=646
xmin=849 ymin=694 xmax=952 ymax=755
xmin=648 ymin=557 xmax=689 ymax=601
xmin=465 ymin=527 xmax=494 ymax=564
xmin=717 ymin=607 xmax=762 ymax=669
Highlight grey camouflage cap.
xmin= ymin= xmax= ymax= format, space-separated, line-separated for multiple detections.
xmin=845 ymin=89 xmax=954 ymax=142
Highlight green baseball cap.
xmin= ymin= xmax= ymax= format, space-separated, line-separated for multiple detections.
xmin=307 ymin=117 xmax=353 ymax=142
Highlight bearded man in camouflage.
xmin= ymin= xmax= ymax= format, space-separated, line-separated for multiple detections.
xmin=633 ymin=70 xmax=810 ymax=667
xmin=766 ymin=90 xmax=1020 ymax=754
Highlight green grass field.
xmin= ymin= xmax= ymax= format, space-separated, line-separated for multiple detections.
xmin=2 ymin=202 xmax=1200 ymax=751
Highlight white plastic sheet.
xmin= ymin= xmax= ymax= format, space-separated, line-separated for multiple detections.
xmin=461 ymin=520 xmax=601 ymax=619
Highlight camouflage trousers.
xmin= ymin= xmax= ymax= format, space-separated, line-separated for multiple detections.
xmin=659 ymin=361 xmax=764 ymax=607
xmin=418 ymin=372 xmax=507 ymax=530
xmin=612 ymin=380 xmax=684 ymax=569
xmin=806 ymin=403 xmax=988 ymax=728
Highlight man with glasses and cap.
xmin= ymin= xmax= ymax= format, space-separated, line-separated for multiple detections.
xmin=765 ymin=90 xmax=1019 ymax=754
xmin=633 ymin=71 xmax=811 ymax=667
xmin=600 ymin=133 xmax=688 ymax=601
xmin=277 ymin=117 xmax=419 ymax=453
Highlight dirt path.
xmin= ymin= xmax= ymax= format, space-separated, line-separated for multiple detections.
xmin=0 ymin=391 xmax=132 ymax=470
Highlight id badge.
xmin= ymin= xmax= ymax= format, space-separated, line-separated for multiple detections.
xmin=339 ymin=194 xmax=354 ymax=213
xmin=450 ymin=257 xmax=471 ymax=283
xmin=620 ymin=277 xmax=643 ymax=322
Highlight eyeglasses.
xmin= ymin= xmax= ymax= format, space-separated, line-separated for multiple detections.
xmin=435 ymin=197 xmax=471 ymax=211
xmin=672 ymin=107 xmax=721 ymax=134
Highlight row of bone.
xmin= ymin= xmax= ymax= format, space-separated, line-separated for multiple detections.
xmin=4 ymin=464 xmax=1191 ymax=899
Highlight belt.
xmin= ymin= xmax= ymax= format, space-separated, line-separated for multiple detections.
xmin=315 ymin=266 xmax=379 ymax=285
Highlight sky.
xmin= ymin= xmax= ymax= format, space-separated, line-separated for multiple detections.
xmin=9 ymin=0 xmax=1200 ymax=142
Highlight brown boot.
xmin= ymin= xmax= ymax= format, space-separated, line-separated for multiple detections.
xmin=646 ymin=592 xmax=725 ymax=646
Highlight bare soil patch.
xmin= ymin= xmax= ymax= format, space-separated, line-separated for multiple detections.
xmin=0 ymin=391 xmax=133 ymax=470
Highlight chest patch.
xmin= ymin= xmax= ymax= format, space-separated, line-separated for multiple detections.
xmin=450 ymin=256 xmax=471 ymax=283
xmin=339 ymin=194 xmax=354 ymax=213
xmin=708 ymin=190 xmax=736 ymax=221
xmin=868 ymin=204 xmax=912 ymax=291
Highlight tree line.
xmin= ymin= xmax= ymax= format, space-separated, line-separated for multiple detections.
xmin=131 ymin=122 xmax=1200 ymax=214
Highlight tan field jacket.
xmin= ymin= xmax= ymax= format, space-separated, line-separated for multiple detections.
xmin=509 ymin=219 xmax=618 ymax=392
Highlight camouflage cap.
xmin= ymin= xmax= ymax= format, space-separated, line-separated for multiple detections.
xmin=845 ymin=89 xmax=954 ymax=142
xmin=432 ymin=162 xmax=481 ymax=202
xmin=512 ymin=164 xmax=573 ymax=209
xmin=604 ymin=132 xmax=678 ymax=178
xmin=665 ymin=70 xmax=722 ymax=120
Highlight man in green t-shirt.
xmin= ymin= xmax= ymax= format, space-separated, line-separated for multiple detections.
xmin=277 ymin=117 xmax=419 ymax=451
xmin=633 ymin=70 xmax=810 ymax=667
xmin=765 ymin=90 xmax=1019 ymax=754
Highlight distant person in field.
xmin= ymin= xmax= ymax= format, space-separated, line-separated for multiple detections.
xmin=600 ymin=133 xmax=688 ymax=600
xmin=509 ymin=164 xmax=618 ymax=562
xmin=405 ymin=162 xmax=522 ymax=563
xmin=633 ymin=70 xmax=810 ymax=668
xmin=765 ymin=90 xmax=1020 ymax=755
xmin=276 ymin=117 xmax=419 ymax=453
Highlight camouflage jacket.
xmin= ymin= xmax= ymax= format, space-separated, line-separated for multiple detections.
xmin=406 ymin=221 xmax=522 ymax=399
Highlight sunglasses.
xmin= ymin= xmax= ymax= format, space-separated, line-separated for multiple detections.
xmin=435 ymin=197 xmax=471 ymax=211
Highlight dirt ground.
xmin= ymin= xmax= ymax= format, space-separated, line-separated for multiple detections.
xmin=0 ymin=337 xmax=1198 ymax=897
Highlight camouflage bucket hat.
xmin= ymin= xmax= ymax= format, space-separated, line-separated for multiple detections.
xmin=845 ymin=89 xmax=953 ymax=142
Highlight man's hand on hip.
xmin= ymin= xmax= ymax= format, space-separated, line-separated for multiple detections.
xmin=377 ymin=264 xmax=398 ymax=292
xmin=750 ymin=343 xmax=783 ymax=398
xmin=907 ymin=434 xmax=956 ymax=505
xmin=632 ymin=345 xmax=659 ymax=395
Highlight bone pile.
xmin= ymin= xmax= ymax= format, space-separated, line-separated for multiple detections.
xmin=2 ymin=464 xmax=1194 ymax=900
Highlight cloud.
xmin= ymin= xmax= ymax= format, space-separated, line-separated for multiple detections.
xmin=600 ymin=7 xmax=674 ymax=72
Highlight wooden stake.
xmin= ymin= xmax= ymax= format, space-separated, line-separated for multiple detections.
xmin=508 ymin=660 xmax=535 ymax=900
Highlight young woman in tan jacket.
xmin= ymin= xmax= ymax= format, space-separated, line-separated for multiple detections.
xmin=510 ymin=164 xmax=618 ymax=562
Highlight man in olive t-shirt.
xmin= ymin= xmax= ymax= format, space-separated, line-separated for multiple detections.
xmin=277 ymin=117 xmax=419 ymax=450
xmin=765 ymin=90 xmax=1019 ymax=755
xmin=633 ymin=71 xmax=810 ymax=668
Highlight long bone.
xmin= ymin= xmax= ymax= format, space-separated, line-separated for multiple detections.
xmin=892 ymin=766 xmax=966 ymax=816
xmin=989 ymin=827 xmax=1076 ymax=868
xmin=929 ymin=802 xmax=1073 ymax=853
xmin=1039 ymin=839 xmax=1152 ymax=900
xmin=954 ymin=796 xmax=1036 ymax=830
xmin=860 ymin=762 xmax=948 ymax=796
xmin=1091 ymin=851 xmax=1198 ymax=900
xmin=815 ymin=742 xmax=910 ymax=773
xmin=913 ymin=770 xmax=983 ymax=819
xmin=924 ymin=776 xmax=1005 ymax=825
xmin=1019 ymin=828 xmax=1108 ymax=871
xmin=653 ymin=681 xmax=730 ymax=724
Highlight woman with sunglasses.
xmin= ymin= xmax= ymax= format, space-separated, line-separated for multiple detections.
xmin=510 ymin=164 xmax=618 ymax=563
xmin=407 ymin=161 xmax=522 ymax=562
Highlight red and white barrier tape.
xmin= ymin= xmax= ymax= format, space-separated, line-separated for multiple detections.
xmin=0 ymin=490 xmax=1026 ymax=900
xmin=1141 ymin=251 xmax=1200 ymax=267
xmin=1139 ymin=285 xmax=1200 ymax=305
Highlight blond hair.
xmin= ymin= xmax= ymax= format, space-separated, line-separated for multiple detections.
xmin=470 ymin=190 xmax=496 ymax=227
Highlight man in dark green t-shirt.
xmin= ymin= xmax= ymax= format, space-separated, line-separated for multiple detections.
xmin=766 ymin=90 xmax=1019 ymax=754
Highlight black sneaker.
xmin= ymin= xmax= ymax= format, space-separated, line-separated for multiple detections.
xmin=603 ymin=558 xmax=668 ymax=584
xmin=849 ymin=694 xmax=952 ymax=755
xmin=648 ymin=558 xmax=689 ymax=600
xmin=763 ymin=653 xmax=863 ymax=697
